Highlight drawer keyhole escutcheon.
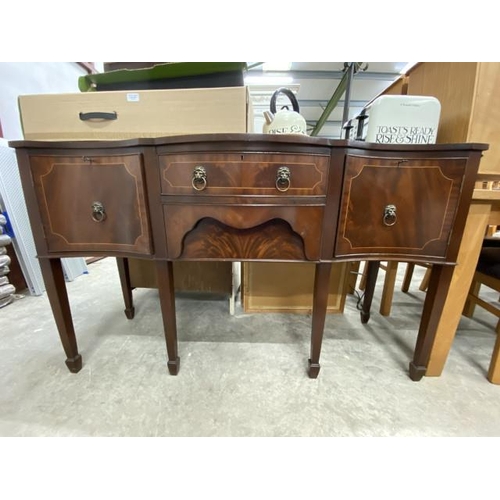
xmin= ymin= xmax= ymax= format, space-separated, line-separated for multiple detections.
xmin=276 ymin=166 xmax=291 ymax=192
xmin=192 ymin=166 xmax=207 ymax=191
xmin=383 ymin=204 xmax=397 ymax=227
xmin=91 ymin=201 xmax=106 ymax=222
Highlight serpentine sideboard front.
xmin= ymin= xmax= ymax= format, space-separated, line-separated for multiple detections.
xmin=10 ymin=134 xmax=487 ymax=380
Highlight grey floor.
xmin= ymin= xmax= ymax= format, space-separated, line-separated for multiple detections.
xmin=1 ymin=257 xmax=500 ymax=437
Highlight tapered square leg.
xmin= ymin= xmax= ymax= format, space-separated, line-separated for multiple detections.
xmin=308 ymin=263 xmax=332 ymax=378
xmin=168 ymin=357 xmax=180 ymax=375
xmin=360 ymin=261 xmax=380 ymax=324
xmin=308 ymin=359 xmax=321 ymax=379
xmin=409 ymin=362 xmax=426 ymax=381
xmin=39 ymin=258 xmax=82 ymax=373
xmin=156 ymin=261 xmax=180 ymax=375
xmin=116 ymin=257 xmax=135 ymax=319
xmin=65 ymin=355 xmax=83 ymax=373
xmin=410 ymin=264 xmax=454 ymax=381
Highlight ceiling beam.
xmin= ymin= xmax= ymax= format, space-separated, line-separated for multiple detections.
xmin=246 ymin=70 xmax=400 ymax=81
xmin=297 ymin=99 xmax=367 ymax=107
xmin=306 ymin=120 xmax=342 ymax=125
xmin=250 ymin=99 xmax=367 ymax=108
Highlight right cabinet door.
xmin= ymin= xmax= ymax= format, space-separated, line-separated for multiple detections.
xmin=335 ymin=155 xmax=468 ymax=261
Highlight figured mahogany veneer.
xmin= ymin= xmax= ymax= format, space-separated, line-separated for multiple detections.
xmin=9 ymin=134 xmax=488 ymax=381
xmin=160 ymin=153 xmax=329 ymax=196
xmin=163 ymin=205 xmax=324 ymax=260
xmin=180 ymin=218 xmax=306 ymax=260
xmin=30 ymin=153 xmax=151 ymax=255
xmin=336 ymin=155 xmax=468 ymax=261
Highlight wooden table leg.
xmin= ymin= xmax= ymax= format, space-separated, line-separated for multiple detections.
xmin=359 ymin=261 xmax=368 ymax=291
xmin=380 ymin=261 xmax=398 ymax=316
xmin=347 ymin=261 xmax=361 ymax=294
xmin=401 ymin=263 xmax=415 ymax=293
xmin=39 ymin=258 xmax=82 ymax=373
xmin=360 ymin=261 xmax=380 ymax=324
xmin=156 ymin=260 xmax=180 ymax=375
xmin=116 ymin=257 xmax=135 ymax=319
xmin=488 ymin=329 xmax=500 ymax=384
xmin=426 ymin=202 xmax=492 ymax=376
xmin=410 ymin=264 xmax=454 ymax=381
xmin=308 ymin=263 xmax=332 ymax=378
xmin=488 ymin=322 xmax=500 ymax=385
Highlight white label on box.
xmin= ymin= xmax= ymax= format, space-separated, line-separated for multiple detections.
xmin=126 ymin=93 xmax=140 ymax=102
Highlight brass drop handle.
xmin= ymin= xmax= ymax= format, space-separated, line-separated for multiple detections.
xmin=383 ymin=204 xmax=397 ymax=226
xmin=91 ymin=201 xmax=106 ymax=222
xmin=192 ymin=166 xmax=207 ymax=191
xmin=276 ymin=166 xmax=291 ymax=192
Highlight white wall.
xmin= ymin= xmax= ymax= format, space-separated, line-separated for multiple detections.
xmin=0 ymin=62 xmax=102 ymax=288
xmin=0 ymin=62 xmax=97 ymax=139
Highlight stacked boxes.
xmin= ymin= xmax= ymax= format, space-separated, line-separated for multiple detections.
xmin=0 ymin=214 xmax=16 ymax=308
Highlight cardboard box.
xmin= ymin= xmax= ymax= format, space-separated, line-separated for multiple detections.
xmin=242 ymin=262 xmax=350 ymax=314
xmin=18 ymin=86 xmax=253 ymax=140
xmin=129 ymin=259 xmax=234 ymax=294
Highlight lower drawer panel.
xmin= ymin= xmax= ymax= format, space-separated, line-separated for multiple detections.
xmin=163 ymin=204 xmax=324 ymax=261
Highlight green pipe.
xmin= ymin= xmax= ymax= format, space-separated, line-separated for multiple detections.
xmin=247 ymin=62 xmax=264 ymax=70
xmin=310 ymin=63 xmax=368 ymax=137
xmin=310 ymin=71 xmax=349 ymax=136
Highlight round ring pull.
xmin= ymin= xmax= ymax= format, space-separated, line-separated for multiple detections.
xmin=383 ymin=204 xmax=397 ymax=227
xmin=91 ymin=201 xmax=106 ymax=223
xmin=276 ymin=166 xmax=291 ymax=192
xmin=192 ymin=166 xmax=207 ymax=191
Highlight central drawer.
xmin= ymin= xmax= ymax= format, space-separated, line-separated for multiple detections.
xmin=159 ymin=153 xmax=329 ymax=196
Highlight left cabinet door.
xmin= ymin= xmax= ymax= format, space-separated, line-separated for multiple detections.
xmin=30 ymin=153 xmax=152 ymax=255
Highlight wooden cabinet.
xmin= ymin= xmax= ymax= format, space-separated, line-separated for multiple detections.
xmin=335 ymin=154 xmax=467 ymax=261
xmin=29 ymin=152 xmax=152 ymax=255
xmin=392 ymin=62 xmax=500 ymax=174
xmin=10 ymin=134 xmax=487 ymax=380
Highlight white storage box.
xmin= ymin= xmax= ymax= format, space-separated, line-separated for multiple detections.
xmin=358 ymin=95 xmax=441 ymax=145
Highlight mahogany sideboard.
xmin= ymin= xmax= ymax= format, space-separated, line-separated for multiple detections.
xmin=9 ymin=134 xmax=487 ymax=379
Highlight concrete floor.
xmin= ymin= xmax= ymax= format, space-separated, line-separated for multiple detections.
xmin=1 ymin=257 xmax=500 ymax=436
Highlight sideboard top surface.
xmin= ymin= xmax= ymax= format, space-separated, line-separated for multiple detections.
xmin=8 ymin=133 xmax=489 ymax=152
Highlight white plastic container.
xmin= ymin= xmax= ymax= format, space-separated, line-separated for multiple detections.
xmin=361 ymin=95 xmax=441 ymax=144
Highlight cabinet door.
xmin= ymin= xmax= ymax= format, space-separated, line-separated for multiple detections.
xmin=30 ymin=153 xmax=152 ymax=255
xmin=335 ymin=155 xmax=467 ymax=261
